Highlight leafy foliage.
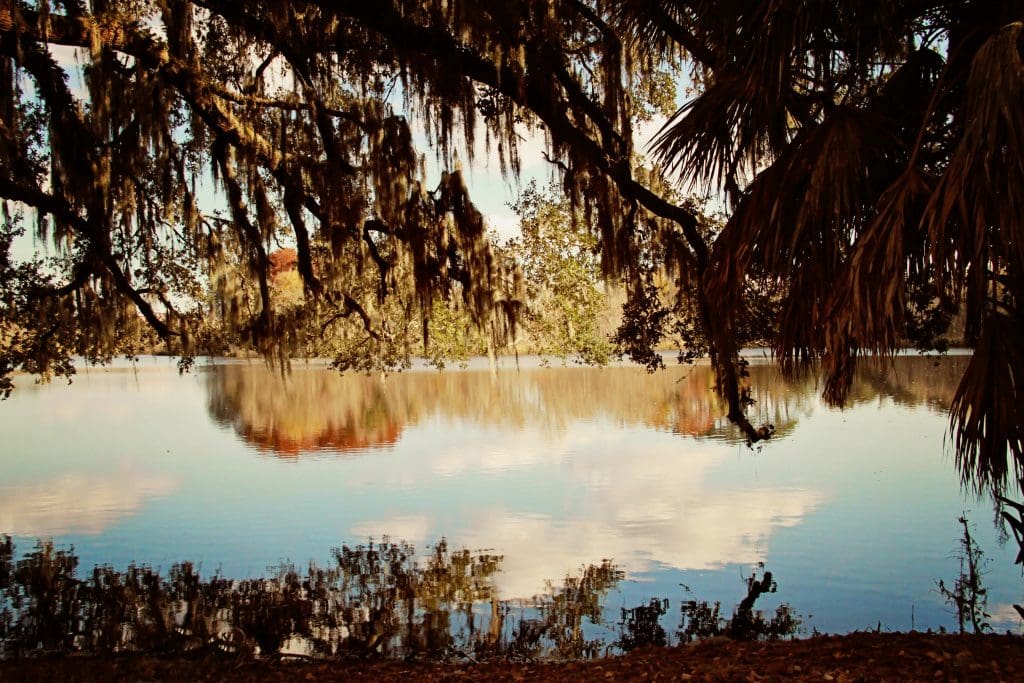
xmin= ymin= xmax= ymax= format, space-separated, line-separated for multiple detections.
xmin=936 ymin=516 xmax=991 ymax=634
xmin=507 ymin=182 xmax=613 ymax=365
xmin=612 ymin=274 xmax=670 ymax=370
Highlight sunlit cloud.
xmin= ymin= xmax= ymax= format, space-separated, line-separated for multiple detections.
xmin=470 ymin=485 xmax=822 ymax=599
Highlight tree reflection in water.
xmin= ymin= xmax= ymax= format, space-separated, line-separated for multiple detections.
xmin=0 ymin=536 xmax=798 ymax=661
xmin=205 ymin=356 xmax=970 ymax=457
xmin=677 ymin=566 xmax=802 ymax=643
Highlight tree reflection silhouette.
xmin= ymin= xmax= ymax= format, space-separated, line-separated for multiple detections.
xmin=0 ymin=537 xmax=627 ymax=660
xmin=0 ymin=536 xmax=802 ymax=661
xmin=678 ymin=565 xmax=801 ymax=643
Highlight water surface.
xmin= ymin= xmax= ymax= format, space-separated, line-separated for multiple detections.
xmin=1 ymin=354 xmax=1020 ymax=639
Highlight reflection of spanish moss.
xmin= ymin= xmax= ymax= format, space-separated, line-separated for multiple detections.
xmin=839 ymin=356 xmax=970 ymax=413
xmin=504 ymin=560 xmax=623 ymax=660
xmin=204 ymin=356 xmax=969 ymax=456
xmin=0 ymin=537 xmax=803 ymax=661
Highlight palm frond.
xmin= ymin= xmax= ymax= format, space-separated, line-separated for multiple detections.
xmin=651 ymin=72 xmax=783 ymax=196
xmin=822 ymin=169 xmax=933 ymax=404
xmin=708 ymin=106 xmax=897 ymax=366
xmin=649 ymin=0 xmax=822 ymax=194
xmin=925 ymin=21 xmax=1024 ymax=340
xmin=950 ymin=311 xmax=1024 ymax=493
xmin=606 ymin=0 xmax=702 ymax=61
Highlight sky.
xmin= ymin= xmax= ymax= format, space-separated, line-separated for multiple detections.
xmin=417 ymin=119 xmax=553 ymax=240
xmin=418 ymin=114 xmax=673 ymax=241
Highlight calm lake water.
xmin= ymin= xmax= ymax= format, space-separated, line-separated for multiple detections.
xmin=1 ymin=353 xmax=1022 ymax=646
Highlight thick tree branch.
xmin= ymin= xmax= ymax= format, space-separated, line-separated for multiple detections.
xmin=314 ymin=0 xmax=710 ymax=269
xmin=0 ymin=173 xmax=177 ymax=340
xmin=212 ymin=138 xmax=274 ymax=335
xmin=282 ymin=179 xmax=323 ymax=297
xmin=319 ymin=294 xmax=381 ymax=341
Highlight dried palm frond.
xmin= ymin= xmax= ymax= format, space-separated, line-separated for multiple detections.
xmin=822 ymin=168 xmax=933 ymax=404
xmin=923 ymin=22 xmax=1024 ymax=491
xmin=606 ymin=0 xmax=699 ymax=61
xmin=651 ymin=71 xmax=787 ymax=197
xmin=648 ymin=0 xmax=823 ymax=195
xmin=707 ymin=106 xmax=897 ymax=370
xmin=950 ymin=310 xmax=1024 ymax=493
xmin=925 ymin=22 xmax=1024 ymax=341
xmin=646 ymin=0 xmax=919 ymax=197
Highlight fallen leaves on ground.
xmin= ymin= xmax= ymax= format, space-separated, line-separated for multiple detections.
xmin=1 ymin=632 xmax=1021 ymax=682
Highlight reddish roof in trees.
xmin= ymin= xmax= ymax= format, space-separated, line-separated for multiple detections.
xmin=269 ymin=248 xmax=298 ymax=279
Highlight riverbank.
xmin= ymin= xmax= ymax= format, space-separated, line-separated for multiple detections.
xmin=2 ymin=632 xmax=1021 ymax=682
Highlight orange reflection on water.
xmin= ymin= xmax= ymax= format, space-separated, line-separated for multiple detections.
xmin=205 ymin=355 xmax=969 ymax=457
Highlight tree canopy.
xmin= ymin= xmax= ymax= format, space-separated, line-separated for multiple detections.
xmin=1 ymin=1 xmax=1023 ymax=492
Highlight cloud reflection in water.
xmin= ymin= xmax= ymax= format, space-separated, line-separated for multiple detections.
xmin=0 ymin=471 xmax=179 ymax=536
xmin=202 ymin=357 xmax=970 ymax=598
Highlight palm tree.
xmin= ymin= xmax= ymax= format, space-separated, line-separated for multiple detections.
xmin=610 ymin=0 xmax=1024 ymax=492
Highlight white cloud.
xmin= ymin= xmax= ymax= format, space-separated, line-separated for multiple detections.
xmin=349 ymin=514 xmax=433 ymax=545
xmin=463 ymin=486 xmax=823 ymax=599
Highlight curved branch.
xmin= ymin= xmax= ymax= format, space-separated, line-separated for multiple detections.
xmin=32 ymin=252 xmax=96 ymax=298
xmin=282 ymin=178 xmax=323 ymax=296
xmin=212 ymin=86 xmax=369 ymax=131
xmin=313 ymin=0 xmax=710 ymax=268
xmin=319 ymin=293 xmax=381 ymax=341
xmin=0 ymin=173 xmax=177 ymax=340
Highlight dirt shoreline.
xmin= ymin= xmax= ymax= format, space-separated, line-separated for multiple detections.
xmin=2 ymin=632 xmax=1021 ymax=682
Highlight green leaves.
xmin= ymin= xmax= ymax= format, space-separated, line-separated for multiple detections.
xmin=506 ymin=181 xmax=614 ymax=366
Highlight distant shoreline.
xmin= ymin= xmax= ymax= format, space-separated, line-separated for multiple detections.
xmin=12 ymin=348 xmax=974 ymax=376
